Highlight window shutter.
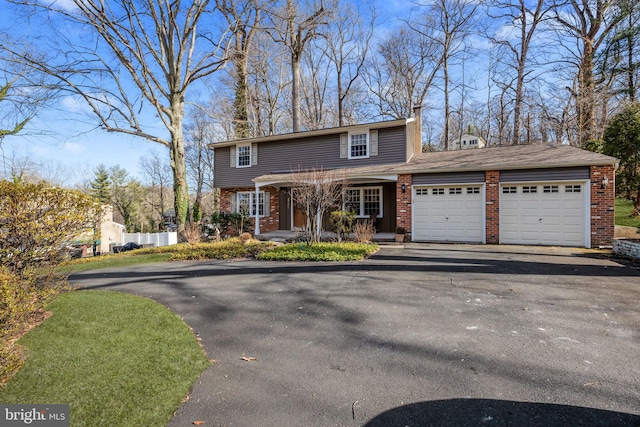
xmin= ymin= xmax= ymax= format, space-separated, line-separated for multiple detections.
xmin=230 ymin=146 xmax=236 ymax=168
xmin=252 ymin=143 xmax=258 ymax=165
xmin=230 ymin=192 xmax=237 ymax=213
xmin=340 ymin=134 xmax=348 ymax=158
xmin=263 ymin=191 xmax=270 ymax=216
xmin=369 ymin=130 xmax=378 ymax=156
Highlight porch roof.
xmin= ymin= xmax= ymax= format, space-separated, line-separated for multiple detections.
xmin=252 ymin=144 xmax=618 ymax=186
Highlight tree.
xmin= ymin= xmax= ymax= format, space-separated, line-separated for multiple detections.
xmin=411 ymin=0 xmax=478 ymax=150
xmin=139 ymin=152 xmax=173 ymax=231
xmin=602 ymin=102 xmax=640 ymax=214
xmin=220 ymin=0 xmax=267 ymax=138
xmin=289 ymin=167 xmax=347 ymax=245
xmin=322 ymin=2 xmax=375 ymax=127
xmin=365 ymin=26 xmax=443 ymax=120
xmin=488 ymin=0 xmax=552 ymax=145
xmin=0 ymin=82 xmax=28 ymax=141
xmin=90 ymin=164 xmax=111 ymax=204
xmin=185 ymin=109 xmax=216 ymax=223
xmin=554 ymin=0 xmax=627 ymax=146
xmin=4 ymin=0 xmax=231 ymax=233
xmin=109 ymin=165 xmax=144 ymax=232
xmin=267 ymin=0 xmax=331 ymax=132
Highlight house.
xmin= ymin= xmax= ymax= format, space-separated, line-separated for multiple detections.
xmin=98 ymin=205 xmax=126 ymax=254
xmin=210 ymin=113 xmax=617 ymax=248
xmin=451 ymin=133 xmax=486 ymax=150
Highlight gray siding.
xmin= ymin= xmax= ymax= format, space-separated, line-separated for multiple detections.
xmin=500 ymin=167 xmax=590 ymax=182
xmin=214 ymin=126 xmax=407 ymax=188
xmin=412 ymin=171 xmax=486 ymax=185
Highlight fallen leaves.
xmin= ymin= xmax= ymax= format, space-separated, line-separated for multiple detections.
xmin=241 ymin=356 xmax=257 ymax=362
xmin=192 ymin=421 xmax=205 ymax=425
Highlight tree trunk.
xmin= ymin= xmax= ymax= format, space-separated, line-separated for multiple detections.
xmin=443 ymin=52 xmax=450 ymax=150
xmin=168 ymin=95 xmax=189 ymax=233
xmin=578 ymin=44 xmax=596 ymax=147
xmin=292 ymin=51 xmax=301 ymax=132
xmin=234 ymin=55 xmax=250 ymax=139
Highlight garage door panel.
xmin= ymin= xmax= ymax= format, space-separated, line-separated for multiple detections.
xmin=413 ymin=186 xmax=483 ymax=243
xmin=500 ymin=182 xmax=586 ymax=247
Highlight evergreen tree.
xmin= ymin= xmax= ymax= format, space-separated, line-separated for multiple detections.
xmin=90 ymin=164 xmax=111 ymax=204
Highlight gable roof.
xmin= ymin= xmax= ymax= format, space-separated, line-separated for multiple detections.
xmin=208 ymin=118 xmax=411 ymax=149
xmin=253 ymin=144 xmax=617 ymax=184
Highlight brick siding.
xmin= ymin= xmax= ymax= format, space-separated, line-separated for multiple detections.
xmin=396 ymin=174 xmax=412 ymax=234
xmin=485 ymin=170 xmax=500 ymax=244
xmin=590 ymin=165 xmax=615 ymax=247
xmin=220 ymin=187 xmax=280 ymax=235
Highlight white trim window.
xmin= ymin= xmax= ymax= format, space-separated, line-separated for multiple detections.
xmin=236 ymin=191 xmax=268 ymax=216
xmin=236 ymin=144 xmax=251 ymax=168
xmin=349 ymin=132 xmax=369 ymax=159
xmin=345 ymin=186 xmax=383 ymax=218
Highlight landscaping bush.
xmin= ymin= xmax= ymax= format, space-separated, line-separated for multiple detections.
xmin=354 ymin=220 xmax=376 ymax=243
xmin=330 ymin=210 xmax=356 ymax=242
xmin=257 ymin=242 xmax=378 ymax=261
xmin=0 ymin=180 xmax=98 ymax=384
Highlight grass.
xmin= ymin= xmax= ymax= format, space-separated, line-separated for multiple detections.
xmin=55 ymin=253 xmax=173 ymax=274
xmin=0 ymin=291 xmax=210 ymax=426
xmin=257 ymin=242 xmax=378 ymax=261
xmin=615 ymin=198 xmax=640 ymax=228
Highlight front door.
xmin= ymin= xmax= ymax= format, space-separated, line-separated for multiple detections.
xmin=293 ymin=206 xmax=307 ymax=228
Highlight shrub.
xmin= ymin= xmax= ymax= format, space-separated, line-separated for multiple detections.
xmin=354 ymin=220 xmax=376 ymax=243
xmin=211 ymin=211 xmax=254 ymax=236
xmin=257 ymin=242 xmax=378 ymax=261
xmin=0 ymin=180 xmax=97 ymax=384
xmin=182 ymin=222 xmax=202 ymax=245
xmin=330 ymin=210 xmax=356 ymax=242
xmin=239 ymin=232 xmax=253 ymax=244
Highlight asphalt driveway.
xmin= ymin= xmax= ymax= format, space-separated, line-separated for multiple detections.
xmin=70 ymin=244 xmax=640 ymax=426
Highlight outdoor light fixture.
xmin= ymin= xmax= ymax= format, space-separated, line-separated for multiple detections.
xmin=401 ymin=183 xmax=406 ymax=193
xmin=601 ymin=176 xmax=609 ymax=189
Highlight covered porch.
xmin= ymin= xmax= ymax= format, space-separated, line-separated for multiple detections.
xmin=252 ymin=169 xmax=399 ymax=235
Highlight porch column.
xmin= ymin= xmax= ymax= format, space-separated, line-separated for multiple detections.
xmin=255 ymin=184 xmax=261 ymax=235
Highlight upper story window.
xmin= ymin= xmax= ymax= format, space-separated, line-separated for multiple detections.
xmin=237 ymin=144 xmax=251 ymax=168
xmin=340 ymin=129 xmax=378 ymax=160
xmin=349 ymin=133 xmax=369 ymax=159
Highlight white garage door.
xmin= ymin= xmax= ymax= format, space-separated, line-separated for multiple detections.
xmin=500 ymin=182 xmax=586 ymax=247
xmin=413 ymin=185 xmax=484 ymax=242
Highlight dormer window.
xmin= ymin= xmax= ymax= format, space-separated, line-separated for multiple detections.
xmin=349 ymin=132 xmax=369 ymax=159
xmin=237 ymin=144 xmax=251 ymax=168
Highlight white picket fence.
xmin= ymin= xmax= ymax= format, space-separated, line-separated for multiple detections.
xmin=123 ymin=232 xmax=178 ymax=247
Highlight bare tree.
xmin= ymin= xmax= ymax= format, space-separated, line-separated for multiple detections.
xmin=411 ymin=0 xmax=478 ymax=150
xmin=553 ymin=0 xmax=627 ymax=146
xmin=4 ymin=0 xmax=231 ymax=233
xmin=322 ymin=2 xmax=375 ymax=127
xmin=267 ymin=0 xmax=331 ymax=132
xmin=185 ymin=108 xmax=216 ymax=222
xmin=139 ymin=151 xmax=174 ymax=231
xmin=300 ymin=43 xmax=332 ymax=130
xmin=289 ymin=167 xmax=347 ymax=245
xmin=220 ymin=0 xmax=269 ymax=138
xmin=365 ymin=25 xmax=443 ymax=119
xmin=487 ymin=0 xmax=552 ymax=145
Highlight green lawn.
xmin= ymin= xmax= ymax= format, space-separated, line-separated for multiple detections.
xmin=0 ymin=291 xmax=210 ymax=426
xmin=615 ymin=198 xmax=640 ymax=227
xmin=55 ymin=253 xmax=173 ymax=274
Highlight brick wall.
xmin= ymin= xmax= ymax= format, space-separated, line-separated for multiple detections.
xmin=219 ymin=187 xmax=280 ymax=235
xmin=396 ymin=174 xmax=412 ymax=234
xmin=590 ymin=165 xmax=615 ymax=247
xmin=485 ymin=171 xmax=500 ymax=244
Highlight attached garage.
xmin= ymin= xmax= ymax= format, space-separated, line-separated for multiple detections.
xmin=412 ymin=172 xmax=486 ymax=242
xmin=499 ymin=168 xmax=589 ymax=247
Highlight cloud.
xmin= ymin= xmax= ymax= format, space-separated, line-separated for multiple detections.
xmin=60 ymin=96 xmax=92 ymax=114
xmin=63 ymin=142 xmax=85 ymax=154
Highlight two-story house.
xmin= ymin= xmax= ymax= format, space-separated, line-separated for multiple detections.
xmin=211 ymin=115 xmax=618 ymax=248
